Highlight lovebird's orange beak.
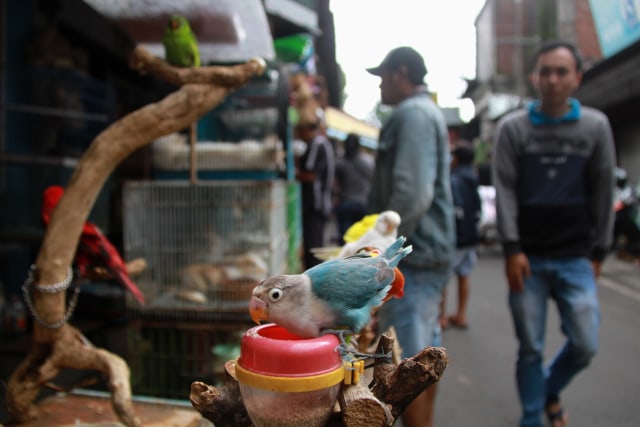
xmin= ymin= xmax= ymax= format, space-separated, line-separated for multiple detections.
xmin=249 ymin=296 xmax=268 ymax=325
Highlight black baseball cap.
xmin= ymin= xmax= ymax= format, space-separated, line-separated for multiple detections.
xmin=367 ymin=46 xmax=428 ymax=84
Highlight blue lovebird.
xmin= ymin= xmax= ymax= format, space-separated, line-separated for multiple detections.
xmin=249 ymin=236 xmax=412 ymax=339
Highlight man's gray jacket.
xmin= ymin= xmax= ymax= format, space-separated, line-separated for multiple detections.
xmin=369 ymin=87 xmax=455 ymax=272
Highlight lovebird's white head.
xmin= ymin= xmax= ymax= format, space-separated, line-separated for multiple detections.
xmin=249 ymin=274 xmax=332 ymax=338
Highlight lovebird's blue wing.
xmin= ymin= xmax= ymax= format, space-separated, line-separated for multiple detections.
xmin=304 ymin=236 xmax=412 ymax=331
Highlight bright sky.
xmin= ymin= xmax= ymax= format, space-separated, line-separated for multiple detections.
xmin=330 ymin=0 xmax=486 ymax=123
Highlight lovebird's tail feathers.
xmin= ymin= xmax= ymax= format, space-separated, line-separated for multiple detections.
xmin=383 ymin=236 xmax=413 ymax=267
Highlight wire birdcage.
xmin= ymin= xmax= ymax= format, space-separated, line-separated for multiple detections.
xmin=122 ymin=180 xmax=288 ymax=322
xmin=127 ymin=322 xmax=243 ymax=398
xmin=151 ymin=67 xmax=288 ymax=175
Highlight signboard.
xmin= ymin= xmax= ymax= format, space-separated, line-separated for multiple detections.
xmin=590 ymin=0 xmax=640 ymax=57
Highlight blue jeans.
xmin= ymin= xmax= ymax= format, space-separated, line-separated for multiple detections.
xmin=509 ymin=256 xmax=600 ymax=427
xmin=377 ymin=264 xmax=450 ymax=357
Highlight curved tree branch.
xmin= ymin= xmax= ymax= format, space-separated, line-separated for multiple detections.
xmin=6 ymin=46 xmax=266 ymax=426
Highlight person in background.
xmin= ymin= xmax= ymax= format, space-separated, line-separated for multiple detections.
xmin=366 ymin=46 xmax=455 ymax=427
xmin=295 ymin=107 xmax=335 ymax=269
xmin=493 ymin=40 xmax=616 ymax=427
xmin=612 ymin=167 xmax=640 ymax=261
xmin=334 ymin=133 xmax=374 ymax=243
xmin=439 ymin=140 xmax=482 ymax=330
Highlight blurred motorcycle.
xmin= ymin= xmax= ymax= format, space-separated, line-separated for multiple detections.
xmin=612 ymin=167 xmax=640 ymax=262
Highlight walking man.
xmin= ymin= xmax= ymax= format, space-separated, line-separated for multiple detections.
xmin=493 ymin=40 xmax=616 ymax=427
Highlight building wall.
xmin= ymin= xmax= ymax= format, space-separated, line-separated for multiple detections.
xmin=476 ymin=1 xmax=495 ymax=83
xmin=472 ymin=0 xmax=603 ymax=121
xmin=572 ymin=0 xmax=602 ymax=66
xmin=477 ymin=0 xmax=599 ymax=89
xmin=557 ymin=0 xmax=576 ymax=42
xmin=495 ymin=0 xmax=518 ymax=76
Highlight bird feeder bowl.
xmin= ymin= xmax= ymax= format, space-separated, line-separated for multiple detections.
xmin=236 ymin=324 xmax=344 ymax=427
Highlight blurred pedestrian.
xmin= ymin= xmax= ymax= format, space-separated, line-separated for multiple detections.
xmin=493 ymin=40 xmax=616 ymax=427
xmin=366 ymin=46 xmax=455 ymax=427
xmin=334 ymin=133 xmax=374 ymax=243
xmin=295 ymin=107 xmax=335 ymax=269
xmin=439 ymin=140 xmax=482 ymax=330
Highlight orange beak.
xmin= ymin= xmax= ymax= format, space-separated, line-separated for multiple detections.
xmin=249 ymin=296 xmax=268 ymax=324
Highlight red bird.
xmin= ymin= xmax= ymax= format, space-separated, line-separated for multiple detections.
xmin=42 ymin=185 xmax=145 ymax=305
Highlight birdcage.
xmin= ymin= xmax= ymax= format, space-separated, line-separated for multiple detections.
xmin=127 ymin=321 xmax=244 ymax=399
xmin=122 ymin=180 xmax=288 ymax=322
xmin=151 ymin=66 xmax=289 ymax=179
xmin=151 ymin=131 xmax=284 ymax=176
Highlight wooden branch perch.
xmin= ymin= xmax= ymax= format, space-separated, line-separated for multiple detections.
xmin=190 ymin=361 xmax=251 ymax=427
xmin=339 ymin=382 xmax=393 ymax=427
xmin=371 ymin=343 xmax=448 ymax=420
xmin=5 ymin=46 xmax=265 ymax=426
xmin=7 ymin=325 xmax=141 ymax=426
xmin=189 ymin=332 xmax=448 ymax=427
xmin=129 ymin=45 xmax=266 ymax=87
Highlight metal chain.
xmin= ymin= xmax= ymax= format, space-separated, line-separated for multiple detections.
xmin=27 ymin=264 xmax=73 ymax=293
xmin=21 ymin=264 xmax=80 ymax=329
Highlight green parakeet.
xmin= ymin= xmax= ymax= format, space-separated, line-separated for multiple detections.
xmin=162 ymin=15 xmax=201 ymax=67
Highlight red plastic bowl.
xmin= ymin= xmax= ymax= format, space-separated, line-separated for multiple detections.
xmin=238 ymin=324 xmax=342 ymax=377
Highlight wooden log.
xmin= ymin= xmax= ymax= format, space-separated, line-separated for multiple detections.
xmin=189 ymin=361 xmax=252 ymax=427
xmin=371 ymin=346 xmax=449 ymax=419
xmin=339 ymin=382 xmax=393 ymax=427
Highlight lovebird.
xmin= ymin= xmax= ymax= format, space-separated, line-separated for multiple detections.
xmin=162 ymin=14 xmax=200 ymax=68
xmin=249 ymin=236 xmax=412 ymax=339
xmin=42 ymin=186 xmax=145 ymax=305
xmin=338 ymin=210 xmax=402 ymax=258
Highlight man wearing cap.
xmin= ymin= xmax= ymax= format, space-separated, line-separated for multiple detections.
xmin=367 ymin=46 xmax=455 ymax=427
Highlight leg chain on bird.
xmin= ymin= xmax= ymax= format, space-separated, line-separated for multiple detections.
xmin=324 ymin=329 xmax=392 ymax=363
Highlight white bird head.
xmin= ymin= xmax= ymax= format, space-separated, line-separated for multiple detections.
xmin=375 ymin=210 xmax=401 ymax=235
xmin=249 ymin=275 xmax=308 ymax=325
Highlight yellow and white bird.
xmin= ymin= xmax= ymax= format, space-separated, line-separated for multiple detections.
xmin=337 ymin=210 xmax=402 ymax=258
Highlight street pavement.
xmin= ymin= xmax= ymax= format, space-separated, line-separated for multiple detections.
xmin=432 ymin=246 xmax=640 ymax=426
